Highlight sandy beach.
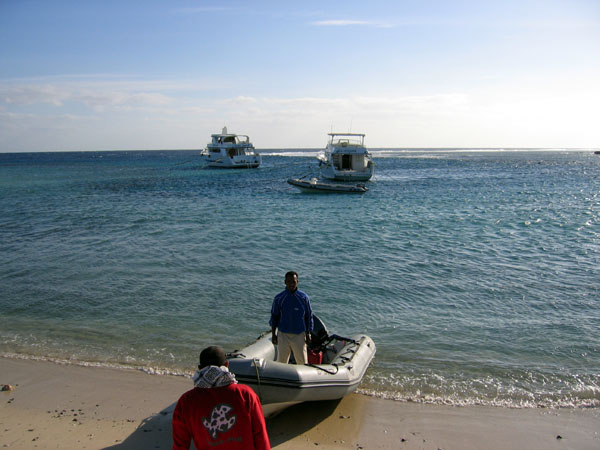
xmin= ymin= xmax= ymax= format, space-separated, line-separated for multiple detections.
xmin=1 ymin=357 xmax=598 ymax=450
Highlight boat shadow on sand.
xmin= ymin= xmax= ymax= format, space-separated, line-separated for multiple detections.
xmin=101 ymin=398 xmax=343 ymax=449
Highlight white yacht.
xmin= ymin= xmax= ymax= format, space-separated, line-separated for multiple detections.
xmin=318 ymin=133 xmax=374 ymax=181
xmin=201 ymin=127 xmax=261 ymax=168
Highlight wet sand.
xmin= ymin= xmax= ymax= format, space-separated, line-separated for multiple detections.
xmin=1 ymin=357 xmax=598 ymax=449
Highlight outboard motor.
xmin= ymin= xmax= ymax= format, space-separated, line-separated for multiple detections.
xmin=310 ymin=315 xmax=329 ymax=350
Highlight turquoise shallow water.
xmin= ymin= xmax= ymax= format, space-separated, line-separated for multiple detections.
xmin=1 ymin=149 xmax=599 ymax=408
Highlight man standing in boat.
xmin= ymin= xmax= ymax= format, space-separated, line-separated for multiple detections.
xmin=270 ymin=271 xmax=314 ymax=364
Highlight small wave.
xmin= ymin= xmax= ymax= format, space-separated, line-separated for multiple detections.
xmin=356 ymin=388 xmax=600 ymax=409
xmin=372 ymin=148 xmax=586 ymax=154
xmin=0 ymin=352 xmax=193 ymax=379
xmin=5 ymin=352 xmax=596 ymax=409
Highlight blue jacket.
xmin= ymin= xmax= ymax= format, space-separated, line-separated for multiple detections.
xmin=270 ymin=288 xmax=313 ymax=334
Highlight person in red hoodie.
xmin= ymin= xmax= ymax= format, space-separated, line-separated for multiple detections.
xmin=172 ymin=346 xmax=270 ymax=450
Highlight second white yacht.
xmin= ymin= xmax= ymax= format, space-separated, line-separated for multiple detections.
xmin=318 ymin=132 xmax=374 ymax=181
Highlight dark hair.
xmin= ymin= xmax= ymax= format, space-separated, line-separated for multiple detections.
xmin=199 ymin=346 xmax=227 ymax=369
xmin=285 ymin=271 xmax=298 ymax=280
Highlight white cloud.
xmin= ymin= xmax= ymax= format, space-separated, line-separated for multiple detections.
xmin=2 ymin=74 xmax=599 ymax=151
xmin=0 ymin=74 xmax=233 ymax=112
xmin=220 ymin=96 xmax=259 ymax=105
xmin=0 ymin=80 xmax=173 ymax=113
xmin=2 ymin=85 xmax=67 ymax=106
xmin=213 ymin=94 xmax=470 ymax=120
xmin=75 ymin=90 xmax=172 ymax=112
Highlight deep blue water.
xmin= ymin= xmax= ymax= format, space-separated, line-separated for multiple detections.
xmin=1 ymin=149 xmax=599 ymax=408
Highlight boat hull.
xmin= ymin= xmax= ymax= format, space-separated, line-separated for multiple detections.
xmin=227 ymin=331 xmax=376 ymax=416
xmin=320 ymin=165 xmax=375 ymax=181
xmin=202 ymin=153 xmax=261 ymax=169
xmin=205 ymin=159 xmax=261 ymax=169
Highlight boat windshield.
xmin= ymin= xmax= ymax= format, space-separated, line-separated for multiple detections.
xmin=212 ymin=134 xmax=252 ymax=145
xmin=328 ymin=133 xmax=365 ymax=147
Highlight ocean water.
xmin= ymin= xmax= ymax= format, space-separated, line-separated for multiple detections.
xmin=1 ymin=149 xmax=599 ymax=409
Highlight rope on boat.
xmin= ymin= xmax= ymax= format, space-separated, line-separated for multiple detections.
xmin=329 ymin=334 xmax=359 ymax=345
xmin=253 ymin=358 xmax=264 ymax=402
xmin=305 ymin=334 xmax=363 ymax=373
xmin=306 ymin=363 xmax=340 ymax=375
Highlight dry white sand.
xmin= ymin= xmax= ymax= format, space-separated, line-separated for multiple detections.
xmin=1 ymin=357 xmax=598 ymax=449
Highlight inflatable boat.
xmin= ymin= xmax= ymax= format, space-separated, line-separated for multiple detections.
xmin=226 ymin=316 xmax=376 ymax=416
xmin=287 ymin=177 xmax=368 ymax=193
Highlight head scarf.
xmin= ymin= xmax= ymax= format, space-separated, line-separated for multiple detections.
xmin=192 ymin=365 xmax=237 ymax=389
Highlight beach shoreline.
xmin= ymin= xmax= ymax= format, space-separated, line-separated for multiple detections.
xmin=1 ymin=357 xmax=598 ymax=449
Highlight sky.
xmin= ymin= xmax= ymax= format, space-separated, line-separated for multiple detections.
xmin=1 ymin=0 xmax=599 ymax=152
